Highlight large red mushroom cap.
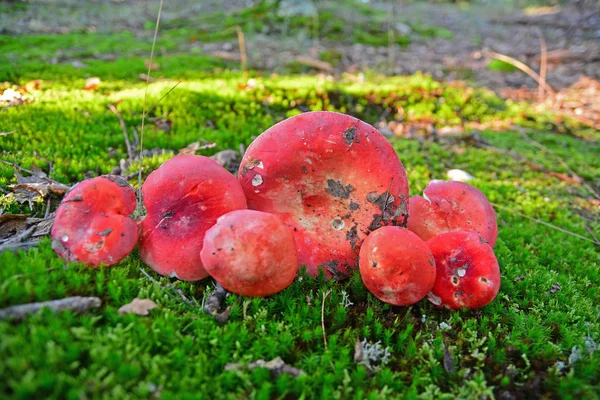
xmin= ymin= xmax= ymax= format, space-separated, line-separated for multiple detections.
xmin=426 ymin=231 xmax=501 ymax=310
xmin=407 ymin=180 xmax=498 ymax=246
xmin=359 ymin=227 xmax=436 ymax=306
xmin=201 ymin=209 xmax=298 ymax=297
xmin=138 ymin=155 xmax=247 ymax=281
xmin=51 ymin=175 xmax=138 ymax=266
xmin=238 ymin=111 xmax=409 ymax=279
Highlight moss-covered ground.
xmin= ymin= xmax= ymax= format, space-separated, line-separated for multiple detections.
xmin=1 ymin=1 xmax=600 ymax=399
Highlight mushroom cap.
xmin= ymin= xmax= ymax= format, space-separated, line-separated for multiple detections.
xmin=51 ymin=175 xmax=138 ymax=267
xmin=359 ymin=227 xmax=436 ymax=306
xmin=407 ymin=180 xmax=498 ymax=246
xmin=138 ymin=155 xmax=247 ymax=281
xmin=238 ymin=111 xmax=409 ymax=279
xmin=201 ymin=209 xmax=298 ymax=297
xmin=426 ymin=231 xmax=501 ymax=309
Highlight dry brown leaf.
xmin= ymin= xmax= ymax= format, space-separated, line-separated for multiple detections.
xmin=83 ymin=77 xmax=101 ymax=91
xmin=0 ymin=214 xmax=30 ymax=240
xmin=9 ymin=170 xmax=70 ymax=205
xmin=118 ymin=298 xmax=158 ymax=316
xmin=155 ymin=119 xmax=172 ymax=132
xmin=24 ymin=80 xmax=43 ymax=92
xmin=144 ymin=59 xmax=160 ymax=71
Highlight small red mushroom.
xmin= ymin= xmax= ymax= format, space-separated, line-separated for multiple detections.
xmin=359 ymin=227 xmax=436 ymax=306
xmin=238 ymin=111 xmax=409 ymax=279
xmin=51 ymin=175 xmax=138 ymax=266
xmin=407 ymin=180 xmax=498 ymax=246
xmin=200 ymin=209 xmax=298 ymax=297
xmin=138 ymin=155 xmax=247 ymax=281
xmin=426 ymin=231 xmax=501 ymax=309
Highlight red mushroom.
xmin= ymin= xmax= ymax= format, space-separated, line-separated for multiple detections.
xmin=426 ymin=231 xmax=501 ymax=309
xmin=407 ymin=180 xmax=498 ymax=246
xmin=138 ymin=155 xmax=247 ymax=281
xmin=51 ymin=175 xmax=138 ymax=266
xmin=359 ymin=226 xmax=436 ymax=306
xmin=201 ymin=209 xmax=298 ymax=297
xmin=238 ymin=111 xmax=409 ymax=279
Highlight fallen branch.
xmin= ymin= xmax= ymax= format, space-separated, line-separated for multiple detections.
xmin=0 ymin=130 xmax=16 ymax=137
xmin=0 ymin=296 xmax=102 ymax=321
xmin=491 ymin=202 xmax=600 ymax=246
xmin=295 ymin=56 xmax=334 ymax=73
xmin=475 ymin=142 xmax=581 ymax=184
xmin=210 ymin=51 xmax=241 ymax=62
xmin=514 ymin=126 xmax=600 ymax=201
xmin=486 ymin=50 xmax=555 ymax=97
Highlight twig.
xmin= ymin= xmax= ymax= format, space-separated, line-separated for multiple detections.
xmin=166 ymin=282 xmax=197 ymax=308
xmin=0 ymin=241 xmax=39 ymax=253
xmin=138 ymin=267 xmax=177 ymax=301
xmin=294 ymin=56 xmax=333 ymax=73
xmin=44 ymin=197 xmax=51 ymax=219
xmin=387 ymin=0 xmax=395 ymax=74
xmin=235 ymin=26 xmax=248 ymax=77
xmin=534 ymin=27 xmax=547 ymax=103
xmin=321 ymin=289 xmax=331 ymax=349
xmin=491 ymin=202 xmax=600 ymax=246
xmin=0 ymin=131 xmax=16 ymax=137
xmin=33 ymin=151 xmax=54 ymax=177
xmin=139 ymin=0 xmax=164 ymax=199
xmin=143 ymin=81 xmax=181 ymax=119
xmin=514 ymin=127 xmax=600 ymax=201
xmin=585 ymin=225 xmax=600 ymax=244
xmin=475 ymin=142 xmax=582 ymax=184
xmin=108 ymin=104 xmax=134 ymax=164
xmin=312 ymin=12 xmax=319 ymax=57
xmin=487 ymin=50 xmax=555 ymax=96
xmin=0 ymin=296 xmax=102 ymax=321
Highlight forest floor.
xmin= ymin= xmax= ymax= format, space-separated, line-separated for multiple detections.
xmin=1 ymin=1 xmax=600 ymax=399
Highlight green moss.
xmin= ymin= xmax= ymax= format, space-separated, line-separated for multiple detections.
xmin=1 ymin=3 xmax=600 ymax=398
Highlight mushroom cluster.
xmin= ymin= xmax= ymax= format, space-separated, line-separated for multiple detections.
xmin=51 ymin=111 xmax=500 ymax=309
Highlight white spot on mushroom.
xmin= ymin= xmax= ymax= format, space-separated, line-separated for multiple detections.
xmin=169 ymin=270 xmax=179 ymax=279
xmin=457 ymin=268 xmax=466 ymax=277
xmin=423 ymin=192 xmax=431 ymax=204
xmin=61 ymin=235 xmax=69 ymax=242
xmin=252 ymin=174 xmax=263 ymax=186
xmin=330 ymin=217 xmax=345 ymax=230
xmin=427 ymin=292 xmax=442 ymax=306
xmin=304 ymin=158 xmax=312 ymax=164
xmin=256 ymin=161 xmax=264 ymax=169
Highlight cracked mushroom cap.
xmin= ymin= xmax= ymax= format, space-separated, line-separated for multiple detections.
xmin=238 ymin=111 xmax=409 ymax=279
xmin=201 ymin=209 xmax=298 ymax=297
xmin=407 ymin=180 xmax=498 ymax=247
xmin=359 ymin=227 xmax=436 ymax=306
xmin=138 ymin=155 xmax=247 ymax=281
xmin=51 ymin=175 xmax=138 ymax=267
xmin=426 ymin=231 xmax=501 ymax=310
